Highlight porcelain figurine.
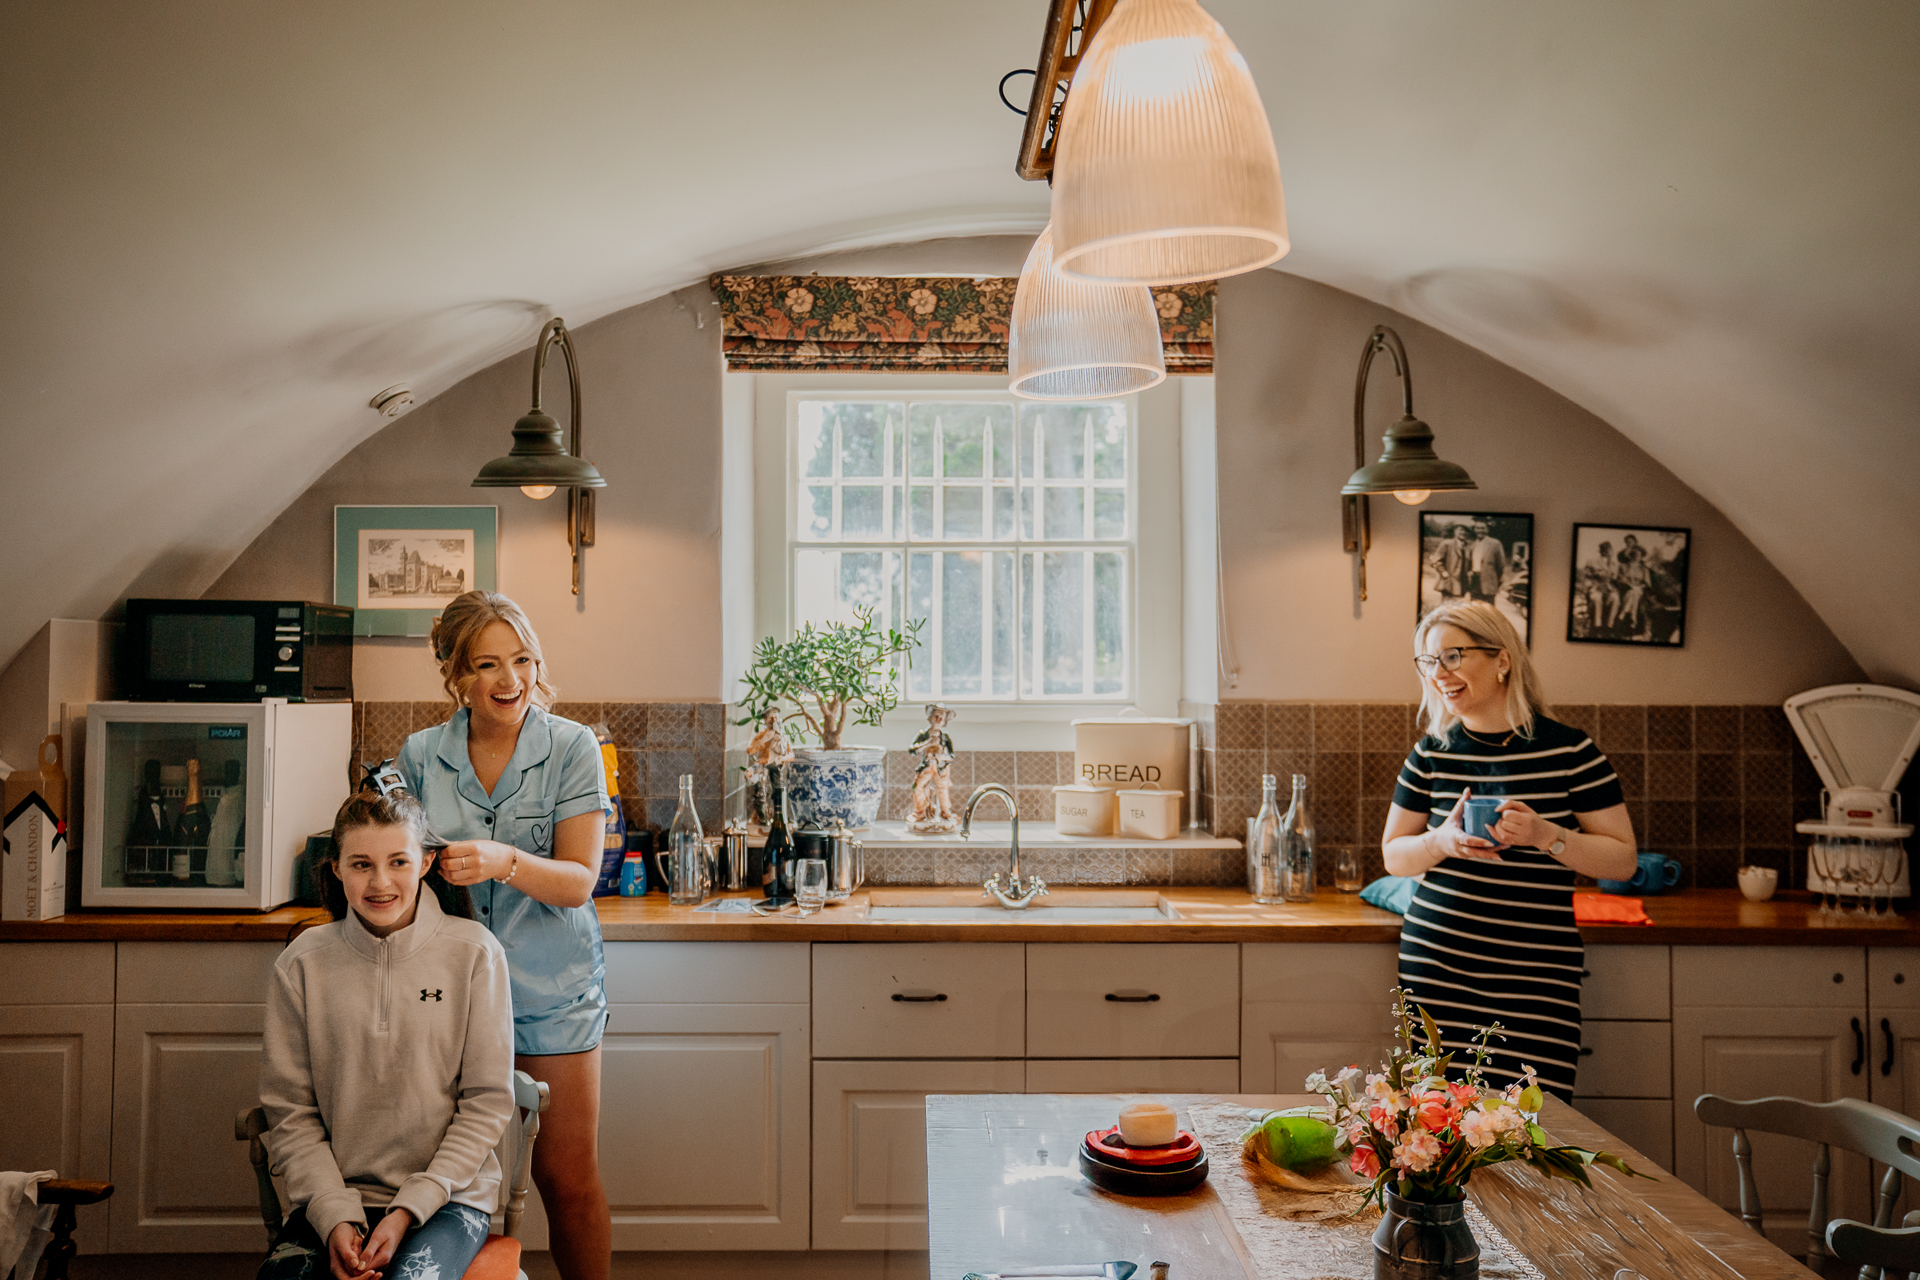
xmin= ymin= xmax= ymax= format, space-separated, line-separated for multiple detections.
xmin=744 ymin=709 xmax=795 ymax=832
xmin=906 ymin=703 xmax=959 ymax=834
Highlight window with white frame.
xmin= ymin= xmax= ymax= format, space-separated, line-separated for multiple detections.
xmin=791 ymin=395 xmax=1133 ymax=702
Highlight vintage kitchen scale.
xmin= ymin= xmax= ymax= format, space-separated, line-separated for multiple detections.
xmin=1785 ymin=683 xmax=1920 ymax=903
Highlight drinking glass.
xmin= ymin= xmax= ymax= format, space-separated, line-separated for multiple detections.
xmin=795 ymin=858 xmax=829 ymax=916
xmin=1334 ymin=848 xmax=1363 ymax=894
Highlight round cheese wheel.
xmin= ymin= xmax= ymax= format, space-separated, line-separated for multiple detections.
xmin=1117 ymin=1101 xmax=1179 ymax=1147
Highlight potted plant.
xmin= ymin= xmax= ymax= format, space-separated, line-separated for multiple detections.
xmin=734 ymin=608 xmax=923 ymax=829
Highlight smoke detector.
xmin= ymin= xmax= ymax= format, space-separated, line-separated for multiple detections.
xmin=370 ymin=384 xmax=416 ymax=417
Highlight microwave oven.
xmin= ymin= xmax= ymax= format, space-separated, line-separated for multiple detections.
xmin=123 ymin=599 xmax=353 ymax=702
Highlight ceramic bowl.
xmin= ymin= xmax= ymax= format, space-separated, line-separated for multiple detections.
xmin=1078 ymin=1144 xmax=1210 ymax=1196
xmin=1738 ymin=865 xmax=1780 ymax=903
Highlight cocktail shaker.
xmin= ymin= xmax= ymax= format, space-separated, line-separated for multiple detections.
xmin=826 ymin=819 xmax=865 ymax=899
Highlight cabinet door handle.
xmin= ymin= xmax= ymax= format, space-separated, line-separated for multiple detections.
xmin=891 ymin=991 xmax=948 ymax=1003
xmin=1579 ymin=1046 xmax=1595 ymax=1057
xmin=1106 ymin=990 xmax=1161 ymax=1003
xmin=1852 ymin=1017 xmax=1866 ymax=1075
xmin=1884 ymin=1018 xmax=1896 ymax=1077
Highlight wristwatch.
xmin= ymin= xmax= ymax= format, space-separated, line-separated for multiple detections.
xmin=1546 ymin=827 xmax=1569 ymax=858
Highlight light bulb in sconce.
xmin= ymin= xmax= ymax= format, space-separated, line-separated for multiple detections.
xmin=519 ymin=484 xmax=557 ymax=500
xmin=1392 ymin=489 xmax=1431 ymax=506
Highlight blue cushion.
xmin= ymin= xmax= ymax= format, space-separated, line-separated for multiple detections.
xmin=1360 ymin=876 xmax=1418 ymax=915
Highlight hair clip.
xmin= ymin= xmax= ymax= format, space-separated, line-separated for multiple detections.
xmin=358 ymin=759 xmax=412 ymax=800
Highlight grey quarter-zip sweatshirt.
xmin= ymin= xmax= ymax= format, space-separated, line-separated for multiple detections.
xmin=260 ymin=889 xmax=515 ymax=1244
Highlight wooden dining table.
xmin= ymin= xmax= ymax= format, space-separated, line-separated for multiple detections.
xmin=926 ymin=1093 xmax=1821 ymax=1280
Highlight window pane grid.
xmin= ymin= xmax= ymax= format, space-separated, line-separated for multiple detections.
xmin=795 ymin=397 xmax=1130 ymax=702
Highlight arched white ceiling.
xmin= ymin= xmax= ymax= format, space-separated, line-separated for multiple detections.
xmin=3 ymin=1 xmax=1915 ymax=683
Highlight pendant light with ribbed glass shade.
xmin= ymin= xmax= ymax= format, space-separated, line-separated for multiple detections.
xmin=1051 ymin=0 xmax=1288 ymax=285
xmin=1009 ymin=223 xmax=1166 ymax=400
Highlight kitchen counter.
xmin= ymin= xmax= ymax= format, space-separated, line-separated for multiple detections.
xmin=6 ymin=887 xmax=1919 ymax=945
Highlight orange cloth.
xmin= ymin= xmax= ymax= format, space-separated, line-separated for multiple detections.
xmin=1573 ymin=891 xmax=1653 ymax=925
xmin=464 ymin=1235 xmax=522 ymax=1280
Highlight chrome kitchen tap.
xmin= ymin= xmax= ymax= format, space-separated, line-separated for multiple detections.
xmin=961 ymin=783 xmax=1048 ymax=910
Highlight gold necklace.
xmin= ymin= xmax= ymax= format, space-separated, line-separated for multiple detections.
xmin=1460 ymin=725 xmax=1517 ymax=748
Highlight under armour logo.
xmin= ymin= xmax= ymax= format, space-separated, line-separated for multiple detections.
xmin=420 ymin=989 xmax=443 ymax=1002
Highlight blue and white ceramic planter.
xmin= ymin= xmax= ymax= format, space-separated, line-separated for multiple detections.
xmin=784 ymin=746 xmax=887 ymax=831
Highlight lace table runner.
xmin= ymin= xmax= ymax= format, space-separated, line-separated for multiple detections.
xmin=1184 ymin=1102 xmax=1546 ymax=1280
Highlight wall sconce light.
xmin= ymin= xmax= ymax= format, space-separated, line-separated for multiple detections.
xmin=471 ymin=318 xmax=607 ymax=596
xmin=1009 ymin=223 xmax=1166 ymax=399
xmin=1340 ymin=325 xmax=1475 ymax=601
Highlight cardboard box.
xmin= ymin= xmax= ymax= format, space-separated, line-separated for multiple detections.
xmin=4 ymin=774 xmax=67 ymax=920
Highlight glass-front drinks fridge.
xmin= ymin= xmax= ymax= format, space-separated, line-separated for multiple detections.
xmin=82 ymin=700 xmax=353 ymax=909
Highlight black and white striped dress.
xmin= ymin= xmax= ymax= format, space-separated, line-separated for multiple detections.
xmin=1392 ymin=716 xmax=1625 ymax=1101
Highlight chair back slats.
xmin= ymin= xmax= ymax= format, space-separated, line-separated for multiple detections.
xmin=234 ymin=1105 xmax=284 ymax=1249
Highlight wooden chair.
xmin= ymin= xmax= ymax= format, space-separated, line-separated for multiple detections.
xmin=1827 ymin=1211 xmax=1920 ymax=1280
xmin=1695 ymin=1093 xmax=1920 ymax=1279
xmin=4 ymin=1180 xmax=113 ymax=1280
xmin=237 ymin=1070 xmax=549 ymax=1280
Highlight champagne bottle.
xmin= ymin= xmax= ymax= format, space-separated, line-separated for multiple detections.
xmin=1247 ymin=774 xmax=1283 ymax=904
xmin=761 ymin=766 xmax=794 ymax=904
xmin=1280 ymin=773 xmax=1315 ymax=903
xmin=175 ymin=758 xmax=212 ymax=885
xmin=127 ymin=758 xmax=170 ymax=887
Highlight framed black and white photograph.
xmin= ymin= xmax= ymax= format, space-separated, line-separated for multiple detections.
xmin=334 ymin=505 xmax=498 ymax=636
xmin=1567 ymin=523 xmax=1690 ymax=646
xmin=1418 ymin=510 xmax=1533 ymax=643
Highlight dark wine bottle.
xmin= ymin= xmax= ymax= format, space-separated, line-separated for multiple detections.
xmin=127 ymin=758 xmax=170 ymax=887
xmin=175 ymin=758 xmax=211 ymax=885
xmin=761 ymin=767 xmax=794 ymax=904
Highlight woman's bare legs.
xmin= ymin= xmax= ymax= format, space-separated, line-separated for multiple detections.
xmin=518 ymin=1046 xmax=611 ymax=1280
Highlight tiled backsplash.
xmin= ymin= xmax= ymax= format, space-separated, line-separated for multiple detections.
xmin=353 ymin=699 xmax=1829 ymax=891
xmin=1198 ymin=702 xmax=1822 ymax=890
xmin=351 ymin=701 xmax=727 ymax=832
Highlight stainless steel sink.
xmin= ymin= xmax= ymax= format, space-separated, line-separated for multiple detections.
xmin=863 ymin=892 xmax=1180 ymax=922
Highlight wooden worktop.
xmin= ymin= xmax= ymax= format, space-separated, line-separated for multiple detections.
xmin=6 ymin=886 xmax=1919 ymax=946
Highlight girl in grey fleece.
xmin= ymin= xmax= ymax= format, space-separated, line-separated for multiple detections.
xmin=259 ymin=785 xmax=514 ymax=1280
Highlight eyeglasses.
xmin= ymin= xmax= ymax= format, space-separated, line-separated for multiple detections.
xmin=1413 ymin=646 xmax=1502 ymax=675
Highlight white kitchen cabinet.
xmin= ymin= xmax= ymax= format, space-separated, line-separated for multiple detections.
xmin=587 ymin=1001 xmax=812 ymax=1251
xmin=1573 ymin=1098 xmax=1674 ymax=1172
xmin=1673 ymin=947 xmax=1875 ymax=1250
xmin=1240 ymin=943 xmax=1399 ymax=1094
xmin=1024 ymin=1057 xmax=1241 ymax=1094
xmin=0 ymin=942 xmax=116 ymax=1257
xmin=1574 ymin=946 xmax=1674 ymax=1171
xmin=106 ymin=940 xmax=279 ymax=1253
xmin=811 ymin=1058 xmax=1024 ymax=1250
xmin=108 ymin=1001 xmax=269 ymax=1252
xmin=1026 ymin=943 xmax=1238 ymax=1059
xmin=813 ymin=943 xmax=1024 ymax=1059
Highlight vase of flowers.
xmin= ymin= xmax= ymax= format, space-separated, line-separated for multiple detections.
xmin=733 ymin=607 xmax=923 ymax=829
xmin=1304 ymin=988 xmax=1649 ymax=1280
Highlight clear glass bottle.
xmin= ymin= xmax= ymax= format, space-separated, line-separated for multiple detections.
xmin=1247 ymin=774 xmax=1284 ymax=904
xmin=1280 ymin=773 xmax=1315 ymax=903
xmin=667 ymin=773 xmax=707 ymax=906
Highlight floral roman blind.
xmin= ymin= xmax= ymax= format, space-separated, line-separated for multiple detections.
xmin=708 ymin=274 xmax=1214 ymax=375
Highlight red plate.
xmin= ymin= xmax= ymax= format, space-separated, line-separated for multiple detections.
xmin=1084 ymin=1126 xmax=1203 ymax=1166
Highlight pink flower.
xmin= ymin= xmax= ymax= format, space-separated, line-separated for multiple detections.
xmin=1458 ymin=1109 xmax=1502 ymax=1150
xmin=1448 ymin=1082 xmax=1479 ymax=1106
xmin=1413 ymin=1091 xmax=1457 ymax=1134
xmin=1367 ymin=1105 xmax=1400 ymax=1139
xmin=1393 ymin=1130 xmax=1444 ymax=1172
xmin=1351 ymin=1144 xmax=1381 ymax=1179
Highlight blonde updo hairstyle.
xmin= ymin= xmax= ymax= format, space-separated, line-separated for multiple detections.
xmin=430 ymin=591 xmax=558 ymax=710
xmin=1413 ymin=599 xmax=1548 ymax=744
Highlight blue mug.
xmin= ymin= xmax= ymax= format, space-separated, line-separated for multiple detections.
xmin=1600 ymin=852 xmax=1683 ymax=896
xmin=1461 ymin=797 xmax=1504 ymax=842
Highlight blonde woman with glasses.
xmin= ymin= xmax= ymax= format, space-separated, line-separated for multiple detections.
xmin=1382 ymin=601 xmax=1637 ymax=1100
